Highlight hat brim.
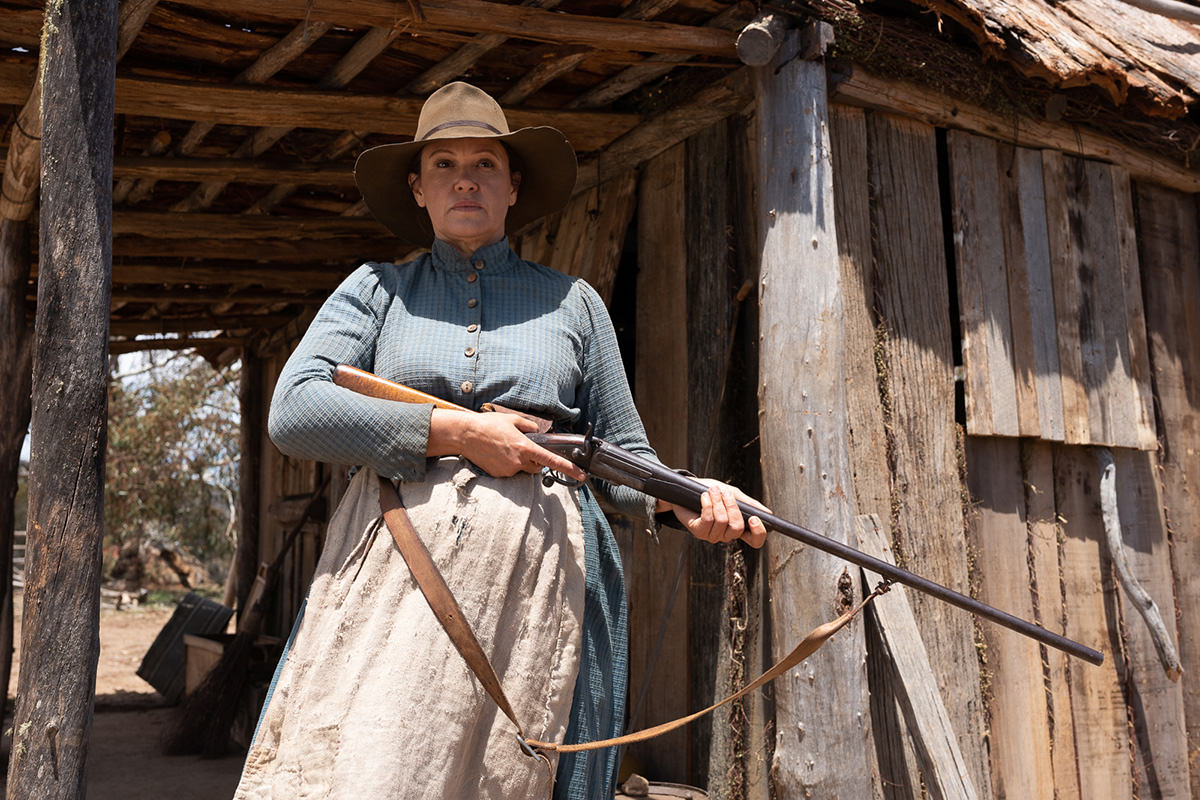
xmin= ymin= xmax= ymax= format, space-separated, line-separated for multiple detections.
xmin=354 ymin=126 xmax=577 ymax=247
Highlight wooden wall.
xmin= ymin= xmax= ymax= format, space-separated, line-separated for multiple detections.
xmin=827 ymin=98 xmax=1199 ymax=799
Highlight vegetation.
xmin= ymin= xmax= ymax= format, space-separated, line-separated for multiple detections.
xmin=105 ymin=353 xmax=240 ymax=580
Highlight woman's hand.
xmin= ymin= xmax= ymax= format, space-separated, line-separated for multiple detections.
xmin=428 ymin=408 xmax=586 ymax=482
xmin=658 ymin=481 xmax=768 ymax=549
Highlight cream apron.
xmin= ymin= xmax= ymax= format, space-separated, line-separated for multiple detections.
xmin=235 ymin=459 xmax=586 ymax=799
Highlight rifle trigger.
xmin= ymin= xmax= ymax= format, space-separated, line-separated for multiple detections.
xmin=541 ymin=467 xmax=583 ymax=489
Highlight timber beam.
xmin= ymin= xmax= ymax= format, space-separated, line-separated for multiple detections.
xmin=109 ymin=313 xmax=296 ymax=336
xmin=831 ymin=68 xmax=1200 ymax=194
xmin=112 ymin=212 xmax=390 ymax=239
xmin=109 ymin=74 xmax=638 ymax=153
xmin=113 ymin=155 xmax=358 ymax=186
xmin=168 ymin=0 xmax=738 ymax=57
xmin=109 ymin=335 xmax=244 ymax=354
xmin=0 ymin=62 xmax=639 ymax=153
xmin=108 ymin=236 xmax=401 ymax=262
xmin=30 ymin=262 xmax=349 ymax=288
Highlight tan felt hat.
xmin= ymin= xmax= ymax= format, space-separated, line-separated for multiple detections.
xmin=354 ymin=82 xmax=578 ymax=246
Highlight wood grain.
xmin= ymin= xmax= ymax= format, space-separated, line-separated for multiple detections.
xmin=756 ymin=44 xmax=875 ymax=798
xmin=964 ymin=437 xmax=1054 ymax=799
xmin=948 ymin=130 xmax=1018 ymax=437
xmin=170 ymin=0 xmax=738 ymax=56
xmin=1111 ymin=449 xmax=1190 ymax=798
xmin=631 ymin=142 xmax=691 ymax=775
xmin=1053 ymin=445 xmax=1130 ymax=799
xmin=831 ymin=69 xmax=1200 ymax=194
xmin=1021 ymin=440 xmax=1079 ymax=799
xmin=867 ymin=110 xmax=990 ymax=794
xmin=830 ymin=103 xmax=920 ymax=799
xmin=1134 ymin=180 xmax=1200 ymax=797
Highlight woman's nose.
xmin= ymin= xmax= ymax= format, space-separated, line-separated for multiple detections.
xmin=453 ymin=170 xmax=479 ymax=190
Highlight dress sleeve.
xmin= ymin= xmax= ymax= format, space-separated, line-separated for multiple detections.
xmin=572 ymin=281 xmax=661 ymax=525
xmin=267 ymin=264 xmax=434 ymax=481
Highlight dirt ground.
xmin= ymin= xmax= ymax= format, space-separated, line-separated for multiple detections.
xmin=4 ymin=593 xmax=244 ymax=799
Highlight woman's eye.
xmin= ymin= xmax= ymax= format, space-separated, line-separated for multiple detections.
xmin=434 ymin=159 xmax=451 ymax=168
xmin=479 ymin=159 xmax=495 ymax=168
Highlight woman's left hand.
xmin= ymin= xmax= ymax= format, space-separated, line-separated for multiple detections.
xmin=658 ymin=481 xmax=768 ymax=549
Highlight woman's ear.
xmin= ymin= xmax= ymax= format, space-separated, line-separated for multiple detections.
xmin=508 ymin=171 xmax=521 ymax=207
xmin=409 ymin=172 xmax=425 ymax=208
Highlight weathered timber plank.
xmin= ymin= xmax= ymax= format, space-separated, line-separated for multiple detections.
xmin=1009 ymin=148 xmax=1064 ymax=441
xmin=1081 ymin=160 xmax=1138 ymax=447
xmin=866 ymin=109 xmax=990 ymax=796
xmin=994 ymin=144 xmax=1041 ymax=437
xmin=631 ymin=142 xmax=690 ymax=777
xmin=105 ymin=263 xmax=348 ymax=288
xmin=1021 ymin=440 xmax=1079 ymax=799
xmin=108 ymin=335 xmax=244 ymax=354
xmin=1042 ymin=150 xmax=1091 ymax=445
xmin=545 ymin=172 xmax=637 ymax=303
xmin=964 ymin=437 xmax=1054 ymax=799
xmin=1134 ymin=180 xmax=1200 ymax=798
xmin=1061 ymin=157 xmax=1116 ymax=445
xmin=831 ymin=69 xmax=1200 ymax=195
xmin=918 ymin=0 xmax=1200 ymax=116
xmin=1111 ymin=449 xmax=1190 ymax=798
xmin=948 ymin=130 xmax=1019 ymax=437
xmin=109 ymin=236 xmax=403 ymax=262
xmin=2 ymin=0 xmax=158 ymax=221
xmin=112 ymin=212 xmax=389 ymax=239
xmin=112 ymin=155 xmax=358 ymax=186
xmin=757 ymin=44 xmax=875 ymax=798
xmin=110 ymin=314 xmax=294 ymax=336
xmin=169 ymin=0 xmax=737 ymax=56
xmin=577 ymin=68 xmax=752 ymax=191
xmin=683 ymin=119 xmax=737 ymax=792
xmin=112 ymin=75 xmax=637 ymax=153
xmin=857 ymin=516 xmax=979 ymax=800
xmin=1110 ymin=168 xmax=1157 ymax=450
xmin=1053 ymin=445 xmax=1130 ymax=799
xmin=830 ymin=102 xmax=918 ymax=800
xmin=173 ymin=24 xmax=397 ymax=214
xmin=8 ymin=2 xmax=115 ymax=796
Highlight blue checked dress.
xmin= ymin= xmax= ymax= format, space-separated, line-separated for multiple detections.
xmin=267 ymin=237 xmax=660 ymax=800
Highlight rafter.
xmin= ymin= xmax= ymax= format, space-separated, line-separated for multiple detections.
xmin=0 ymin=0 xmax=160 ymax=221
xmin=123 ymin=16 xmax=332 ymax=205
xmin=112 ymin=212 xmax=389 ymax=239
xmin=109 ymin=313 xmax=296 ymax=336
xmin=111 ymin=74 xmax=637 ymax=154
xmin=113 ymin=155 xmax=358 ymax=186
xmin=172 ymin=24 xmax=401 ymax=212
xmin=109 ymin=237 xmax=400 ymax=262
xmin=168 ymin=0 xmax=738 ymax=57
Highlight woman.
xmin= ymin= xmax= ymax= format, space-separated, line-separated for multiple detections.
xmin=236 ymin=82 xmax=765 ymax=800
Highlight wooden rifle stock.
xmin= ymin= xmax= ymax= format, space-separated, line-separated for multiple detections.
xmin=333 ymin=364 xmax=472 ymax=413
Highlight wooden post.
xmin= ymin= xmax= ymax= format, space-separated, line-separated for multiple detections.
xmin=754 ymin=30 xmax=877 ymax=797
xmin=6 ymin=2 xmax=116 ymax=798
xmin=0 ymin=218 xmax=33 ymax=719
xmin=237 ymin=351 xmax=263 ymax=616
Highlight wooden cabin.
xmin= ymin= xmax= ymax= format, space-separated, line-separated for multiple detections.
xmin=2 ymin=0 xmax=1200 ymax=796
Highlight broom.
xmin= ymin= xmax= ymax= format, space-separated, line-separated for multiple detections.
xmin=163 ymin=473 xmax=331 ymax=756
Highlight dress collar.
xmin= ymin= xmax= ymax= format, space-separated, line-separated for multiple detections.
xmin=430 ymin=237 xmax=519 ymax=275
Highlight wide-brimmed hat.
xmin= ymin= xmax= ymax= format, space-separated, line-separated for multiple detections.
xmin=354 ymin=82 xmax=577 ymax=246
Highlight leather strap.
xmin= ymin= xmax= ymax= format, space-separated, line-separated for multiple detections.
xmin=377 ymin=475 xmax=526 ymax=736
xmin=376 ymin=472 xmax=886 ymax=758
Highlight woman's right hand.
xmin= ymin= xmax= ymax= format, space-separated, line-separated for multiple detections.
xmin=427 ymin=408 xmax=585 ymax=482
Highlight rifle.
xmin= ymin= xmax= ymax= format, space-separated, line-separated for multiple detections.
xmin=332 ymin=364 xmax=1104 ymax=666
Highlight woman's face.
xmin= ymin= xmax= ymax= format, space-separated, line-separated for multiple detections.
xmin=408 ymin=138 xmax=521 ymax=257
